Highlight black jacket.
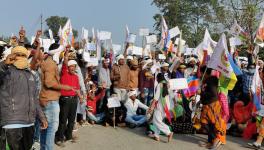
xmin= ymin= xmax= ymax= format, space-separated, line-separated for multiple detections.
xmin=0 ymin=62 xmax=45 ymax=126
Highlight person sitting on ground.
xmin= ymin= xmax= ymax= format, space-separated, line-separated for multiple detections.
xmin=125 ymin=90 xmax=149 ymax=128
xmin=86 ymin=81 xmax=106 ymax=124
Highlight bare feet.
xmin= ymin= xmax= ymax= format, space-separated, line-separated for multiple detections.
xmin=154 ymin=136 xmax=160 ymax=141
xmin=168 ymin=132 xmax=173 ymax=143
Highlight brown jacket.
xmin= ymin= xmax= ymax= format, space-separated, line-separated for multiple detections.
xmin=128 ymin=69 xmax=139 ymax=89
xmin=111 ymin=64 xmax=130 ymax=89
xmin=40 ymin=56 xmax=62 ymax=103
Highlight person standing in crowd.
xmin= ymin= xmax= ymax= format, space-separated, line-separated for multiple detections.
xmin=125 ymin=91 xmax=149 ymax=128
xmin=139 ymin=59 xmax=154 ymax=107
xmin=56 ymin=48 xmax=82 ymax=146
xmin=185 ymin=57 xmax=199 ymax=78
xmin=147 ymin=73 xmax=174 ymax=142
xmin=128 ymin=59 xmax=139 ymax=91
xmin=111 ymin=54 xmax=130 ymax=103
xmin=98 ymin=58 xmax=112 ymax=113
xmin=40 ymin=44 xmax=73 ymax=150
xmin=242 ymin=64 xmax=256 ymax=105
xmin=0 ymin=46 xmax=48 ymax=150
xmin=198 ymin=67 xmax=225 ymax=149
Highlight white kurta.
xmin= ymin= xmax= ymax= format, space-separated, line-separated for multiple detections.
xmin=152 ymin=83 xmax=172 ymax=137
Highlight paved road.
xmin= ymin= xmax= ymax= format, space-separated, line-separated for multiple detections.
xmin=55 ymin=125 xmax=254 ymax=150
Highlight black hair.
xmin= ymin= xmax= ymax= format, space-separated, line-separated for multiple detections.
xmin=200 ymin=65 xmax=212 ymax=75
xmin=0 ymin=46 xmax=4 ymax=59
xmin=157 ymin=73 xmax=169 ymax=97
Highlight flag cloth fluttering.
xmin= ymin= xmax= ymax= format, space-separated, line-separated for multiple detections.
xmin=251 ymin=66 xmax=262 ymax=111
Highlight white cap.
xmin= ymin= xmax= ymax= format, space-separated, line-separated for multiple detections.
xmin=142 ymin=59 xmax=153 ymax=70
xmin=116 ymin=54 xmax=125 ymax=62
xmin=128 ymin=90 xmax=137 ymax=97
xmin=161 ymin=62 xmax=169 ymax=67
xmin=127 ymin=55 xmax=133 ymax=60
xmin=68 ymin=60 xmax=77 ymax=66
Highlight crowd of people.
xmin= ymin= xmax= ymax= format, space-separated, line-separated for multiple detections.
xmin=0 ymin=27 xmax=264 ymax=150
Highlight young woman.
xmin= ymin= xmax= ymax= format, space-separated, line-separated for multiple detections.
xmin=147 ymin=73 xmax=173 ymax=142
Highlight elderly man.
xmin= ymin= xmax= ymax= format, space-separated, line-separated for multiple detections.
xmin=56 ymin=49 xmax=82 ymax=146
xmin=0 ymin=46 xmax=47 ymax=150
xmin=111 ymin=54 xmax=130 ymax=103
xmin=98 ymin=58 xmax=112 ymax=113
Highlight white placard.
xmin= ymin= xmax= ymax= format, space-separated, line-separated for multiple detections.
xmin=158 ymin=54 xmax=166 ymax=60
xmin=86 ymin=43 xmax=96 ymax=51
xmin=185 ymin=48 xmax=196 ymax=55
xmin=31 ymin=36 xmax=54 ymax=52
xmin=169 ymin=78 xmax=188 ymax=90
xmin=139 ymin=28 xmax=149 ymax=36
xmin=82 ymin=51 xmax=90 ymax=62
xmin=146 ymin=35 xmax=157 ymax=44
xmin=132 ymin=46 xmax=143 ymax=56
xmin=175 ymin=38 xmax=186 ymax=45
xmin=229 ymin=37 xmax=242 ymax=46
xmin=107 ymin=97 xmax=121 ymax=108
xmin=169 ymin=26 xmax=180 ymax=38
xmin=112 ymin=44 xmax=122 ymax=55
xmin=87 ymin=57 xmax=98 ymax=66
xmin=126 ymin=34 xmax=136 ymax=43
xmin=99 ymin=31 xmax=112 ymax=40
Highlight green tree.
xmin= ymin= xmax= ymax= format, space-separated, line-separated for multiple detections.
xmin=44 ymin=16 xmax=78 ymax=38
xmin=152 ymin=0 xmax=216 ymax=47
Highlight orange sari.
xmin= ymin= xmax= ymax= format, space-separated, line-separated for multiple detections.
xmin=201 ymin=100 xmax=226 ymax=144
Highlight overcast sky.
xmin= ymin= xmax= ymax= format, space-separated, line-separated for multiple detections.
xmin=0 ymin=0 xmax=159 ymax=45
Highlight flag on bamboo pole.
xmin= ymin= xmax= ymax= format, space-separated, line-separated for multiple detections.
xmin=61 ymin=19 xmax=73 ymax=46
xmin=255 ymin=14 xmax=264 ymax=45
xmin=230 ymin=20 xmax=249 ymax=42
xmin=207 ymin=34 xmax=237 ymax=90
xmin=251 ymin=66 xmax=262 ymax=111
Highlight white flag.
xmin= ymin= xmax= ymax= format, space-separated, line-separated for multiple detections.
xmin=49 ymin=29 xmax=53 ymax=40
xmin=169 ymin=26 xmax=180 ymax=38
xmin=58 ymin=26 xmax=62 ymax=37
xmin=203 ymin=28 xmax=217 ymax=51
xmin=139 ymin=28 xmax=149 ymax=36
xmin=207 ymin=34 xmax=233 ymax=78
xmin=82 ymin=27 xmax=89 ymax=42
xmin=61 ymin=19 xmax=73 ymax=45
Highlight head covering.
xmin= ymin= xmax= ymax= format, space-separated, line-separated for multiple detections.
xmin=68 ymin=51 xmax=77 ymax=60
xmin=189 ymin=57 xmax=197 ymax=63
xmin=128 ymin=90 xmax=137 ymax=97
xmin=127 ymin=55 xmax=133 ymax=60
xmin=102 ymin=58 xmax=110 ymax=63
xmin=116 ymin=54 xmax=124 ymax=62
xmin=179 ymin=64 xmax=186 ymax=69
xmin=161 ymin=62 xmax=169 ymax=67
xmin=68 ymin=60 xmax=77 ymax=66
xmin=11 ymin=46 xmax=29 ymax=58
xmin=142 ymin=59 xmax=153 ymax=70
xmin=130 ymin=59 xmax=138 ymax=66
